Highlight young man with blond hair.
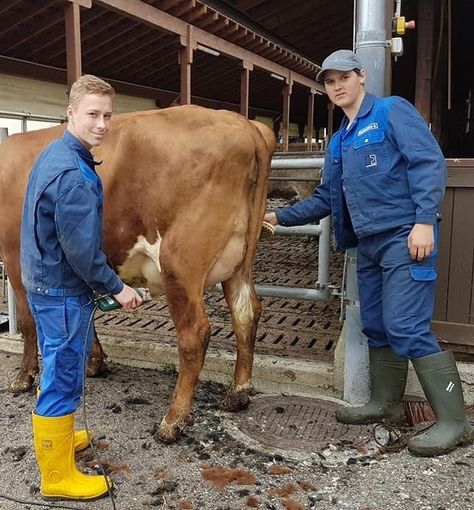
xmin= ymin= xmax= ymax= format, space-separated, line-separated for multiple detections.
xmin=21 ymin=74 xmax=141 ymax=500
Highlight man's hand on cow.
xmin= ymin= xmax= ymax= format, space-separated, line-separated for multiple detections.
xmin=264 ymin=212 xmax=278 ymax=226
xmin=407 ymin=223 xmax=435 ymax=261
xmin=113 ymin=284 xmax=143 ymax=310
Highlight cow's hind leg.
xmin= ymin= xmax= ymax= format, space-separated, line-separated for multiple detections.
xmin=4 ymin=259 xmax=39 ymax=393
xmin=10 ymin=293 xmax=38 ymax=393
xmin=220 ymin=274 xmax=261 ymax=411
xmin=155 ymin=267 xmax=211 ymax=443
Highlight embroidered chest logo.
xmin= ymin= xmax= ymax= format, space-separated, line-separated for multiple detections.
xmin=365 ymin=154 xmax=378 ymax=167
xmin=357 ymin=122 xmax=379 ymax=136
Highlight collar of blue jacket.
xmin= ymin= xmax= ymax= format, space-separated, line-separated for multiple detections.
xmin=339 ymin=92 xmax=377 ymax=131
xmin=62 ymin=129 xmax=102 ymax=168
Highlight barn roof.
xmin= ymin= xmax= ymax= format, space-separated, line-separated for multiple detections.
xmin=0 ymin=0 xmax=356 ymax=124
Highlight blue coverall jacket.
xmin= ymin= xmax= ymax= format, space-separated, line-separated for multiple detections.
xmin=275 ymin=93 xmax=446 ymax=250
xmin=21 ymin=129 xmax=123 ymax=297
xmin=275 ymin=93 xmax=447 ymax=359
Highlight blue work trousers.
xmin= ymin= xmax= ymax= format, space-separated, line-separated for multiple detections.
xmin=27 ymin=292 xmax=95 ymax=417
xmin=357 ymin=224 xmax=441 ymax=359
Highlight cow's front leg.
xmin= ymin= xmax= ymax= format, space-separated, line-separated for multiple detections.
xmin=86 ymin=326 xmax=110 ymax=377
xmin=220 ymin=276 xmax=261 ymax=411
xmin=155 ymin=294 xmax=210 ymax=444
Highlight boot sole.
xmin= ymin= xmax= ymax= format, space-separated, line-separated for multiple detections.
xmin=336 ymin=413 xmax=406 ymax=426
xmin=41 ymin=489 xmax=111 ymax=502
xmin=408 ymin=432 xmax=474 ymax=457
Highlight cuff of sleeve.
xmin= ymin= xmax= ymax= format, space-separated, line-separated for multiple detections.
xmin=275 ymin=209 xmax=288 ymax=226
xmin=108 ymin=279 xmax=124 ymax=295
xmin=415 ymin=212 xmax=438 ymax=225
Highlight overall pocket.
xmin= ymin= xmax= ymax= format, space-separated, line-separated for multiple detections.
xmin=353 ymin=130 xmax=390 ymax=174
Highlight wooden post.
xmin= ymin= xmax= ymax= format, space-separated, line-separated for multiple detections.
xmin=306 ymin=90 xmax=315 ymax=151
xmin=65 ymin=2 xmax=82 ymax=87
xmin=327 ymin=101 xmax=334 ymax=139
xmin=414 ymin=0 xmax=434 ymax=123
xmin=240 ymin=61 xmax=253 ymax=118
xmin=281 ymin=72 xmax=292 ymax=152
xmin=179 ymin=25 xmax=195 ymax=105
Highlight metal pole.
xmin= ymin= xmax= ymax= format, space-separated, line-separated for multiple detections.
xmin=340 ymin=0 xmax=389 ymax=404
xmin=0 ymin=128 xmax=18 ymax=335
xmin=317 ymin=215 xmax=331 ymax=289
xmin=271 ymin=158 xmax=325 ymax=169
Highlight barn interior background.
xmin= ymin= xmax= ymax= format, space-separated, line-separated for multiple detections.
xmin=0 ymin=0 xmax=473 ymax=395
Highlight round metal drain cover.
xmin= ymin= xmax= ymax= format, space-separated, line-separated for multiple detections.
xmin=234 ymin=396 xmax=370 ymax=452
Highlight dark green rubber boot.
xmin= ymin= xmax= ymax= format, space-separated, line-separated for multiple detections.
xmin=408 ymin=350 xmax=474 ymax=457
xmin=336 ymin=347 xmax=408 ymax=425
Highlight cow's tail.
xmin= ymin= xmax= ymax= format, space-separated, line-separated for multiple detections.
xmin=246 ymin=121 xmax=276 ymax=262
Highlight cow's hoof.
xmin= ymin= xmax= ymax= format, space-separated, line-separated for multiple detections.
xmin=10 ymin=372 xmax=35 ymax=393
xmin=154 ymin=417 xmax=188 ymax=444
xmin=220 ymin=385 xmax=255 ymax=412
xmin=86 ymin=356 xmax=110 ymax=378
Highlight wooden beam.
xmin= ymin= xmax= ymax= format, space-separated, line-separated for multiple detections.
xmin=84 ymin=24 xmax=145 ymax=67
xmin=327 ymin=101 xmax=334 ymax=139
xmin=281 ymin=76 xmax=293 ymax=152
xmin=29 ymin=9 xmax=106 ymax=60
xmin=0 ymin=0 xmax=22 ymax=17
xmin=236 ymin=0 xmax=267 ymax=10
xmin=65 ymin=2 xmax=82 ymax=86
xmin=98 ymin=34 xmax=174 ymax=76
xmin=66 ymin=0 xmax=92 ymax=7
xmin=179 ymin=25 xmax=194 ymax=105
xmin=414 ymin=0 xmax=434 ymax=123
xmin=3 ymin=10 xmax=65 ymax=54
xmin=240 ymin=62 xmax=253 ymax=118
xmin=306 ymin=91 xmax=315 ymax=151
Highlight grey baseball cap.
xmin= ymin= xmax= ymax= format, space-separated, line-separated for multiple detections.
xmin=316 ymin=49 xmax=363 ymax=82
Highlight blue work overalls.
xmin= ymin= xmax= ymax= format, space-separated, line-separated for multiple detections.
xmin=20 ymin=130 xmax=123 ymax=416
xmin=276 ymin=93 xmax=447 ymax=359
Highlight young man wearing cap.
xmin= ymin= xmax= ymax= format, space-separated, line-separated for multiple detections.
xmin=21 ymin=74 xmax=142 ymax=500
xmin=264 ymin=49 xmax=473 ymax=457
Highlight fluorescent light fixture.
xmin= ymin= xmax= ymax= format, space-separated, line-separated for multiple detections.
xmin=197 ymin=44 xmax=220 ymax=57
xmin=270 ymin=73 xmax=285 ymax=81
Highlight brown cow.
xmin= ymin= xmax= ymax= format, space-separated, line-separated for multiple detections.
xmin=0 ymin=105 xmax=275 ymax=442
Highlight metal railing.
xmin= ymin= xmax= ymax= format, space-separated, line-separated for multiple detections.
xmin=255 ymin=155 xmax=336 ymax=301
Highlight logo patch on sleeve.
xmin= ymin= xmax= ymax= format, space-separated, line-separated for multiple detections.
xmin=365 ymin=154 xmax=377 ymax=168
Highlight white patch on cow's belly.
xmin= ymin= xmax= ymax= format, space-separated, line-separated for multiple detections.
xmin=117 ymin=233 xmax=163 ymax=297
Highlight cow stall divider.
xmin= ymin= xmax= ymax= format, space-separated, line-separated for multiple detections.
xmin=255 ymin=154 xmax=339 ymax=302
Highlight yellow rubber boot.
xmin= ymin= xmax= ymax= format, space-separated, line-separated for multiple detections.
xmin=32 ymin=413 xmax=111 ymax=500
xmin=74 ymin=430 xmax=93 ymax=452
xmin=36 ymin=388 xmax=92 ymax=452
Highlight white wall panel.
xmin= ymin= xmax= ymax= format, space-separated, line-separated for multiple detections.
xmin=0 ymin=74 xmax=155 ymax=117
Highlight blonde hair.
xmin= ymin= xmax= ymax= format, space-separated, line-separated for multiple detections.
xmin=68 ymin=74 xmax=115 ymax=106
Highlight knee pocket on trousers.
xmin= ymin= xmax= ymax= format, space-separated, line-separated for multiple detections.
xmin=389 ymin=264 xmax=437 ymax=319
xmin=55 ymin=345 xmax=80 ymax=396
